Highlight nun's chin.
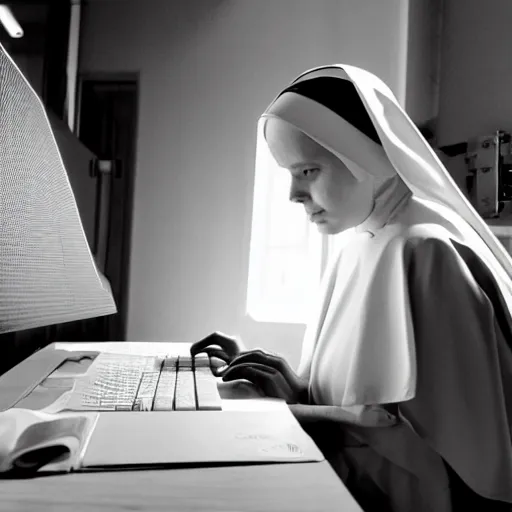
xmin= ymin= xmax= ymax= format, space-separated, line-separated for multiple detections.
xmin=315 ymin=220 xmax=351 ymax=235
xmin=315 ymin=222 xmax=336 ymax=235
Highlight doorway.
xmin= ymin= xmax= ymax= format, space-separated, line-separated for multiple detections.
xmin=69 ymin=74 xmax=139 ymax=342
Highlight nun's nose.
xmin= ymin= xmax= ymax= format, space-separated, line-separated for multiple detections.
xmin=289 ymin=178 xmax=307 ymax=203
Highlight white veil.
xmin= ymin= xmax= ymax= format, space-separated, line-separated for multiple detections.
xmin=260 ymin=65 xmax=512 ymax=306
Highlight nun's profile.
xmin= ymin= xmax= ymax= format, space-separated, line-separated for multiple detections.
xmin=192 ymin=65 xmax=512 ymax=512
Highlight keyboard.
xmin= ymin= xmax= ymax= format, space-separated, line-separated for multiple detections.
xmin=65 ymin=352 xmax=222 ymax=412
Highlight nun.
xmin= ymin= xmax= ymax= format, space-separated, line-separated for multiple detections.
xmin=191 ymin=65 xmax=512 ymax=512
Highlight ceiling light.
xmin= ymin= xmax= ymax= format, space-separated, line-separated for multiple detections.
xmin=0 ymin=5 xmax=24 ymax=38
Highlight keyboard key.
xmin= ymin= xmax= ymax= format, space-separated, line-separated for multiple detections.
xmin=115 ymin=404 xmax=133 ymax=411
xmin=153 ymin=396 xmax=174 ymax=411
xmin=153 ymin=368 xmax=177 ymax=411
xmin=175 ymin=365 xmax=197 ymax=411
xmin=162 ymin=356 xmax=178 ymax=370
xmin=136 ymin=372 xmax=160 ymax=398
xmin=193 ymin=353 xmax=210 ymax=368
xmin=178 ymin=355 xmax=193 ymax=369
xmin=132 ymin=397 xmax=153 ymax=411
xmin=195 ymin=367 xmax=222 ymax=411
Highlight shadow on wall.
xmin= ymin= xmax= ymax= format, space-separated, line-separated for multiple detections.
xmin=143 ymin=0 xmax=234 ymax=48
xmin=182 ymin=0 xmax=232 ymax=23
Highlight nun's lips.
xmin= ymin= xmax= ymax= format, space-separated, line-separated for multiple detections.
xmin=309 ymin=209 xmax=326 ymax=222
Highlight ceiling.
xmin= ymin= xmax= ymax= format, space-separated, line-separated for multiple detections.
xmin=0 ymin=2 xmax=51 ymax=55
xmin=2 ymin=1 xmax=50 ymax=23
xmin=0 ymin=0 xmax=119 ymax=55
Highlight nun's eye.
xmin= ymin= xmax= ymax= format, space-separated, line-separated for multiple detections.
xmin=302 ymin=168 xmax=319 ymax=178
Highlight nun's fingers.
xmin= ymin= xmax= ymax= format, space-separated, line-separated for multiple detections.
xmin=222 ymin=363 xmax=295 ymax=402
xmin=200 ymin=347 xmax=233 ymax=367
xmin=230 ymin=350 xmax=296 ymax=381
xmin=190 ymin=331 xmax=242 ymax=358
xmin=211 ymin=362 xmax=231 ymax=377
xmin=222 ymin=363 xmax=279 ymax=398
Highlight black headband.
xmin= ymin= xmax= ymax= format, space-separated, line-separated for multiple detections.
xmin=278 ymin=76 xmax=382 ymax=146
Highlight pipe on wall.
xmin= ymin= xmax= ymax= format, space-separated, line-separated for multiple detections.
xmin=66 ymin=0 xmax=81 ymax=132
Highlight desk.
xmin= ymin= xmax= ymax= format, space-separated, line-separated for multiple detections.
xmin=0 ymin=342 xmax=363 ymax=512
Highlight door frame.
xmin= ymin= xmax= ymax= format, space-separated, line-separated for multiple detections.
xmin=75 ymin=71 xmax=140 ymax=340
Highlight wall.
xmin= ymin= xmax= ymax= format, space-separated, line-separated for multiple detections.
xmin=404 ymin=0 xmax=444 ymax=127
xmin=79 ymin=0 xmax=409 ymax=368
xmin=436 ymin=0 xmax=512 ymax=190
xmin=10 ymin=54 xmax=44 ymax=96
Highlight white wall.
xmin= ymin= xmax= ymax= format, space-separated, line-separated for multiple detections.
xmin=79 ymin=0 xmax=409 ymax=367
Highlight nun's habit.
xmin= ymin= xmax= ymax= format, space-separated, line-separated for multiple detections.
xmin=259 ymin=66 xmax=512 ymax=511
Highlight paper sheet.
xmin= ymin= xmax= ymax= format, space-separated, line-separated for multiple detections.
xmin=81 ymin=408 xmax=324 ymax=469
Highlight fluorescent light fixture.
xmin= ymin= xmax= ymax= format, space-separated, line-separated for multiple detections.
xmin=0 ymin=5 xmax=23 ymax=38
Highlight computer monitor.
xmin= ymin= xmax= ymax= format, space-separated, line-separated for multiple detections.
xmin=0 ymin=43 xmax=116 ymax=364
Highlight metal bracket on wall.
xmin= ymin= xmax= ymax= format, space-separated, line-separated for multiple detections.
xmin=465 ymin=130 xmax=512 ymax=218
xmin=89 ymin=158 xmax=122 ymax=179
xmin=88 ymin=158 xmax=123 ymax=273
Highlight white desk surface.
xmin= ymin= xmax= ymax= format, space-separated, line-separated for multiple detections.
xmin=0 ymin=341 xmax=363 ymax=512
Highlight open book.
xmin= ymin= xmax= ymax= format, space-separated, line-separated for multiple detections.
xmin=0 ymin=409 xmax=98 ymax=474
xmin=0 ymin=407 xmax=324 ymax=476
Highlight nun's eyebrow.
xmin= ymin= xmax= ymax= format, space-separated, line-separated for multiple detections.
xmin=289 ymin=161 xmax=320 ymax=170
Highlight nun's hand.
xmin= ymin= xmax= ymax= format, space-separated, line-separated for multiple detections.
xmin=190 ymin=331 xmax=246 ymax=371
xmin=220 ymin=350 xmax=309 ymax=404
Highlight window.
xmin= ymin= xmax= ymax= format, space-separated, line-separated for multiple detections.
xmin=246 ymin=122 xmax=326 ymax=324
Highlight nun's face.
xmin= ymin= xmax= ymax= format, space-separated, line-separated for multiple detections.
xmin=265 ymin=118 xmax=375 ymax=234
